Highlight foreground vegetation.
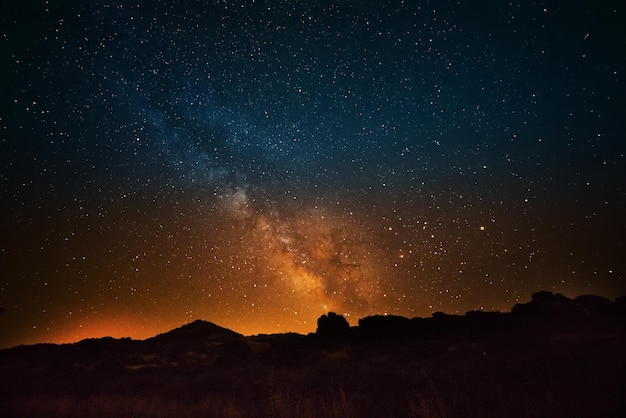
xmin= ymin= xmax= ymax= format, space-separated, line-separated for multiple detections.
xmin=1 ymin=292 xmax=625 ymax=417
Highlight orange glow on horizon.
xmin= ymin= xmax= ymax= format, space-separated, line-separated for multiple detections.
xmin=50 ymin=317 xmax=153 ymax=345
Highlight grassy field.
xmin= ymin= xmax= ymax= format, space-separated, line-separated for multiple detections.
xmin=2 ymin=332 xmax=624 ymax=417
xmin=2 ymin=293 xmax=625 ymax=417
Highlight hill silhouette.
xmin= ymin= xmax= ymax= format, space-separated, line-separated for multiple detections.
xmin=146 ymin=319 xmax=243 ymax=345
xmin=1 ymin=291 xmax=624 ymax=417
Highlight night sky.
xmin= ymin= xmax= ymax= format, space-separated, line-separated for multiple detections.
xmin=1 ymin=0 xmax=625 ymax=348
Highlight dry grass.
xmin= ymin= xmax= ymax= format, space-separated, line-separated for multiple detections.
xmin=1 ymin=331 xmax=624 ymax=417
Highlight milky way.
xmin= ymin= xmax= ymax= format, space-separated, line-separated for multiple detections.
xmin=1 ymin=0 xmax=625 ymax=347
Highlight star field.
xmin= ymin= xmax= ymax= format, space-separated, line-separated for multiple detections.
xmin=1 ymin=0 xmax=625 ymax=347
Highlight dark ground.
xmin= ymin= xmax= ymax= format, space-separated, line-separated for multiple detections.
xmin=1 ymin=292 xmax=625 ymax=417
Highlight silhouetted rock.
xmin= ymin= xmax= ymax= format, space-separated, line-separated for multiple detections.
xmin=429 ymin=311 xmax=465 ymax=333
xmin=511 ymin=291 xmax=575 ymax=317
xmin=464 ymin=310 xmax=508 ymax=333
xmin=358 ymin=314 xmax=412 ymax=341
xmin=1 ymin=292 xmax=625 ymax=418
xmin=316 ymin=312 xmax=349 ymax=338
xmin=532 ymin=290 xmax=572 ymax=309
xmin=574 ymin=294 xmax=614 ymax=314
xmin=465 ymin=310 xmax=501 ymax=319
xmin=508 ymin=291 xmax=626 ymax=336
xmin=616 ymin=296 xmax=626 ymax=314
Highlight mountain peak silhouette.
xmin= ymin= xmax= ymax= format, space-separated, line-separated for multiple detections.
xmin=146 ymin=320 xmax=242 ymax=345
